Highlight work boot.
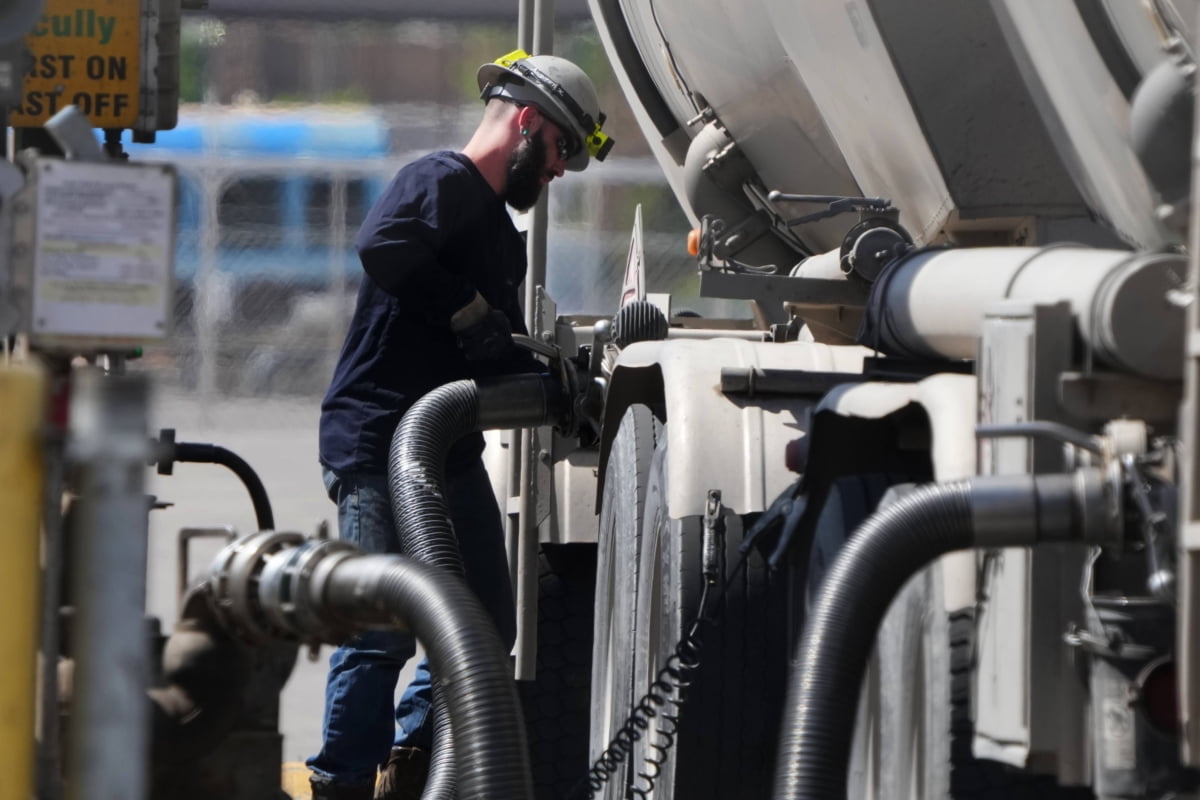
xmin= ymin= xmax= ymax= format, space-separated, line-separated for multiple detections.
xmin=309 ymin=776 xmax=375 ymax=800
xmin=374 ymin=746 xmax=430 ymax=800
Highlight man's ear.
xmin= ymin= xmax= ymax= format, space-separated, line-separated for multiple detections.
xmin=516 ymin=105 xmax=540 ymax=136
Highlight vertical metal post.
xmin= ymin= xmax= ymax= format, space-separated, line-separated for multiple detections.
xmin=328 ymin=174 xmax=348 ymax=380
xmin=0 ymin=362 xmax=45 ymax=800
xmin=196 ymin=170 xmax=220 ymax=415
xmin=506 ymin=0 xmax=535 ymax=633
xmin=35 ymin=359 xmax=71 ymax=800
xmin=1179 ymin=3 xmax=1200 ymax=764
xmin=523 ymin=0 xmax=555 ymax=328
xmin=65 ymin=370 xmax=152 ymax=800
xmin=517 ymin=0 xmax=534 ymax=52
xmin=524 ymin=0 xmax=556 ymax=318
xmin=513 ymin=0 xmax=557 ymax=682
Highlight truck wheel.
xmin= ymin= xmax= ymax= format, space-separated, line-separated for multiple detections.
xmin=589 ymin=404 xmax=661 ymax=796
xmin=518 ymin=544 xmax=598 ymax=800
xmin=624 ymin=426 xmax=789 ymax=799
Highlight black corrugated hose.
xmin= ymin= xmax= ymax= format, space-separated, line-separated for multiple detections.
xmin=387 ymin=374 xmax=566 ymax=798
xmin=172 ymin=441 xmax=276 ymax=531
xmin=773 ymin=481 xmax=975 ymax=800
xmin=321 ymin=555 xmax=534 ymax=799
xmin=388 ymin=374 xmax=563 ymax=572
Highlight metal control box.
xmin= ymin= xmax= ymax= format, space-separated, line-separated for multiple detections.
xmin=7 ymin=156 xmax=176 ymax=351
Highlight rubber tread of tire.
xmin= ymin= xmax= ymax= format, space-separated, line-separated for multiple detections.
xmin=519 ymin=545 xmax=598 ymax=800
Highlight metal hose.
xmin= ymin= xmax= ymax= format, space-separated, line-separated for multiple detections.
xmin=208 ymin=533 xmax=534 ymax=798
xmin=386 ymin=374 xmax=566 ymax=798
xmin=773 ymin=473 xmax=1111 ymax=800
xmin=388 ymin=374 xmax=565 ymax=570
xmin=321 ymin=555 xmax=533 ymax=799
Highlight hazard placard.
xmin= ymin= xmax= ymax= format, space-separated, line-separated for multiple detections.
xmin=9 ymin=0 xmax=143 ymax=129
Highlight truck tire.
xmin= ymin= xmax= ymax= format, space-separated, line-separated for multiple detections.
xmin=589 ymin=404 xmax=661 ymax=797
xmin=623 ymin=425 xmax=789 ymax=800
xmin=518 ymin=544 xmax=598 ymax=800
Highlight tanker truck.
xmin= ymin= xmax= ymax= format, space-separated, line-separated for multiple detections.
xmin=8 ymin=1 xmax=1200 ymax=798
xmin=500 ymin=1 xmax=1200 ymax=799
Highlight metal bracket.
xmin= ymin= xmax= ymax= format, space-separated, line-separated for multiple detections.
xmin=768 ymin=190 xmax=893 ymax=227
xmin=176 ymin=524 xmax=237 ymax=605
xmin=702 ymin=490 xmax=726 ymax=590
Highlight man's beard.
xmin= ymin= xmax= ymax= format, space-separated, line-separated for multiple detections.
xmin=504 ymin=133 xmax=547 ymax=211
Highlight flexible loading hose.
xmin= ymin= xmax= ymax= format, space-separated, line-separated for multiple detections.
xmin=171 ymin=442 xmax=276 ymax=531
xmin=386 ymin=374 xmax=566 ymax=798
xmin=388 ymin=374 xmax=565 ymax=570
xmin=773 ymin=473 xmax=1106 ymax=800
xmin=773 ymin=483 xmax=974 ymax=800
xmin=209 ymin=534 xmax=534 ymax=798
xmin=317 ymin=554 xmax=533 ymax=799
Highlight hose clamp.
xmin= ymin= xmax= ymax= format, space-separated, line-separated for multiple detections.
xmin=255 ymin=538 xmax=362 ymax=644
xmin=208 ymin=530 xmax=305 ymax=644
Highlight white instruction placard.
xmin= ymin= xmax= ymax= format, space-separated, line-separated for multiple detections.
xmin=31 ymin=158 xmax=174 ymax=344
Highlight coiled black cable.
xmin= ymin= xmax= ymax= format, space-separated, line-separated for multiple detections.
xmin=572 ymin=554 xmax=749 ymax=800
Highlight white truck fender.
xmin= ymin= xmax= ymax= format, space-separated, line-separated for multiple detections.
xmin=596 ymin=337 xmax=868 ymax=518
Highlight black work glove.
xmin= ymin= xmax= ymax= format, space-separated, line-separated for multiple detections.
xmin=457 ymin=309 xmax=514 ymax=361
xmin=451 ymin=292 xmax=514 ymax=361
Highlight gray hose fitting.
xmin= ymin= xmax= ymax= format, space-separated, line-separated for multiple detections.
xmin=774 ymin=469 xmax=1119 ymax=800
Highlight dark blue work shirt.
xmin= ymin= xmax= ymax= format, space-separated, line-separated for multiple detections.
xmin=319 ymin=150 xmax=539 ymax=475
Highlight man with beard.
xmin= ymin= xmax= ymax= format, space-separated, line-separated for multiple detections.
xmin=308 ymin=51 xmax=612 ymax=800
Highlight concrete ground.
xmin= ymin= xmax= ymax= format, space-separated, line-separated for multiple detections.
xmin=145 ymin=384 xmax=420 ymax=795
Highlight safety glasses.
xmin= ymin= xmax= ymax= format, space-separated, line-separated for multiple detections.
xmin=553 ymin=133 xmax=572 ymax=162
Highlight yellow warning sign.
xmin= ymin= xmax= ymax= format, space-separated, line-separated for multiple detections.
xmin=9 ymin=0 xmax=142 ymax=129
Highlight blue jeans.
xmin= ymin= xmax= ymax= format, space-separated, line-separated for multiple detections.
xmin=306 ymin=459 xmax=516 ymax=785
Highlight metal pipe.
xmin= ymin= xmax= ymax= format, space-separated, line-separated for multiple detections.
xmin=510 ymin=0 xmax=533 ymax=674
xmin=860 ymin=246 xmax=1186 ymax=379
xmin=35 ymin=359 xmax=70 ymax=800
xmin=196 ymin=173 xmax=221 ymax=417
xmin=513 ymin=0 xmax=557 ymax=683
xmin=146 ymin=587 xmax=251 ymax=774
xmin=65 ymin=370 xmax=153 ymax=800
xmin=517 ymin=0 xmax=533 ymax=53
xmin=720 ymin=366 xmax=866 ymax=397
xmin=505 ymin=428 xmax=523 ymax=614
xmin=773 ymin=470 xmax=1119 ymax=800
xmin=208 ymin=535 xmax=534 ymax=799
xmin=514 ymin=429 xmax=538 ymax=680
xmin=0 ymin=362 xmax=45 ymax=800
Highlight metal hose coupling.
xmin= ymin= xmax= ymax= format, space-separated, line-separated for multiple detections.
xmin=206 ymin=533 xmax=534 ymax=799
xmin=774 ymin=468 xmax=1122 ymax=800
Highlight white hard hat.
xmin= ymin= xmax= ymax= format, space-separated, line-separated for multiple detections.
xmin=477 ymin=49 xmax=614 ymax=172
